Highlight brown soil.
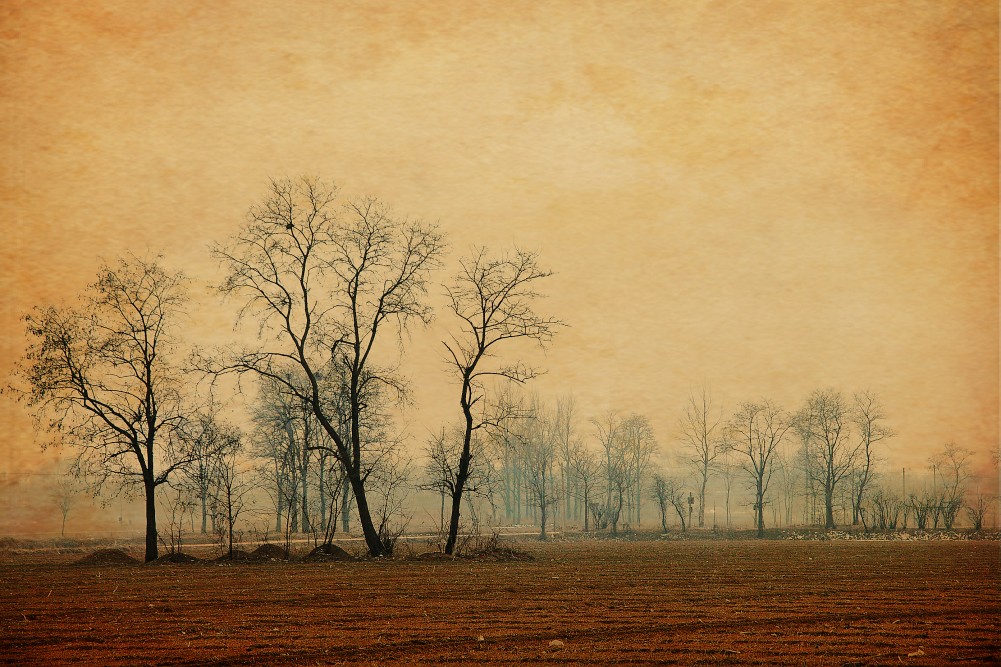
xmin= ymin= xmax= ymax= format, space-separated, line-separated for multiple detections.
xmin=2 ymin=540 xmax=997 ymax=665
xmin=250 ymin=544 xmax=288 ymax=561
xmin=73 ymin=548 xmax=140 ymax=566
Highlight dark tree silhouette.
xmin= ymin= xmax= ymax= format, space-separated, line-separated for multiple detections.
xmin=11 ymin=255 xmax=194 ymax=562
xmin=726 ymin=400 xmax=792 ymax=537
xmin=440 ymin=247 xmax=561 ymax=554
xmin=209 ymin=177 xmax=444 ymax=557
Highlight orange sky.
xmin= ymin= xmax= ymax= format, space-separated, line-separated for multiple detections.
xmin=1 ymin=1 xmax=998 ymax=533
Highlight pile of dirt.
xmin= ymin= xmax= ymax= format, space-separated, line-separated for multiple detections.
xmin=150 ymin=552 xmax=201 ymax=565
xmin=301 ymin=543 xmax=354 ymax=562
xmin=250 ymin=544 xmax=288 ymax=561
xmin=75 ymin=548 xmax=140 ymax=566
xmin=214 ymin=549 xmax=253 ymax=563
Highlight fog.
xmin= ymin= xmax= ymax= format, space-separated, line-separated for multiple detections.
xmin=1 ymin=1 xmax=997 ymax=540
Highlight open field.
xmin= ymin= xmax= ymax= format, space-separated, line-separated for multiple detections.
xmin=1 ymin=540 xmax=998 ymax=666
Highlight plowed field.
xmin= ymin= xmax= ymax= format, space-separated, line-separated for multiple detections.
xmin=1 ymin=540 xmax=997 ymax=665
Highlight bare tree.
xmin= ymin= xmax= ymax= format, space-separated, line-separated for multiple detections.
xmin=726 ymin=400 xmax=792 ymax=537
xmin=10 ymin=255 xmax=193 ymax=562
xmin=570 ymin=445 xmax=602 ymax=532
xmin=717 ymin=448 xmax=738 ymax=528
xmin=620 ymin=413 xmax=657 ymax=528
xmin=51 ymin=470 xmax=78 ymax=538
xmin=679 ymin=387 xmax=724 ymax=528
xmin=932 ymin=442 xmax=973 ymax=529
xmin=366 ymin=450 xmax=413 ymax=556
xmin=440 ymin=247 xmax=561 ymax=554
xmin=209 ymin=430 xmax=254 ymax=560
xmin=180 ymin=402 xmax=239 ymax=534
xmin=552 ymin=396 xmax=578 ymax=531
xmin=209 ymin=177 xmax=445 ymax=557
xmin=593 ymin=411 xmax=626 ymax=534
xmin=419 ymin=425 xmax=497 ymax=536
xmin=521 ymin=398 xmax=560 ymax=540
xmin=772 ymin=451 xmax=800 ymax=528
xmin=965 ymin=493 xmax=992 ymax=532
xmin=796 ymin=389 xmax=859 ymax=530
xmin=650 ymin=474 xmax=670 ymax=532
xmin=867 ymin=484 xmax=904 ymax=530
xmin=650 ymin=472 xmax=689 ymax=532
xmin=849 ymin=391 xmax=894 ymax=526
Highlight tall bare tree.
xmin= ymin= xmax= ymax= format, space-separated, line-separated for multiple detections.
xmin=521 ymin=400 xmax=559 ymax=540
xmin=679 ymin=387 xmax=724 ymax=528
xmin=570 ymin=444 xmax=602 ymax=532
xmin=593 ymin=411 xmax=626 ymax=534
xmin=210 ymin=177 xmax=444 ymax=557
xmin=849 ymin=391 xmax=894 ymax=526
xmin=181 ymin=402 xmax=240 ymax=534
xmin=552 ymin=395 xmax=578 ymax=530
xmin=440 ymin=247 xmax=561 ymax=554
xmin=10 ymin=255 xmax=193 ymax=562
xmin=932 ymin=442 xmax=973 ymax=529
xmin=796 ymin=389 xmax=858 ymax=529
xmin=620 ymin=413 xmax=657 ymax=527
xmin=208 ymin=429 xmax=253 ymax=560
xmin=726 ymin=400 xmax=792 ymax=537
xmin=51 ymin=468 xmax=78 ymax=538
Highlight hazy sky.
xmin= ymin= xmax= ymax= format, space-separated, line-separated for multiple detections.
xmin=1 ymin=1 xmax=998 ymax=530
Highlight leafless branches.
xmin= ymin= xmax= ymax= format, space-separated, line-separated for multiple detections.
xmin=10 ymin=254 xmax=191 ymax=562
xmin=209 ymin=177 xmax=445 ymax=556
xmin=440 ymin=247 xmax=562 ymax=554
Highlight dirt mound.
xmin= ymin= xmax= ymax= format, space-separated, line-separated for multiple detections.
xmin=150 ymin=552 xmax=201 ymax=565
xmin=75 ymin=548 xmax=140 ymax=566
xmin=302 ymin=543 xmax=354 ymax=562
xmin=214 ymin=549 xmax=252 ymax=563
xmin=250 ymin=543 xmax=288 ymax=561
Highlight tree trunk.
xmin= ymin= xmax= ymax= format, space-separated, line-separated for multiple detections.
xmin=201 ymin=487 xmax=208 ymax=534
xmin=446 ymin=438 xmax=472 ymax=552
xmin=825 ymin=485 xmax=836 ymax=529
xmin=341 ymin=476 xmax=351 ymax=533
xmin=300 ymin=446 xmax=310 ymax=533
xmin=347 ymin=471 xmax=384 ymax=556
xmin=755 ymin=479 xmax=765 ymax=538
xmin=698 ymin=477 xmax=707 ymax=528
xmin=445 ymin=392 xmax=475 ymax=555
xmin=144 ymin=479 xmax=158 ymax=563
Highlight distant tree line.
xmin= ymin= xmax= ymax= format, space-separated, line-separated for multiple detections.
xmin=8 ymin=176 xmax=997 ymax=561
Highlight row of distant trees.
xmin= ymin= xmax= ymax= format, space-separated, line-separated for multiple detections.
xmin=9 ymin=177 xmax=996 ymax=562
